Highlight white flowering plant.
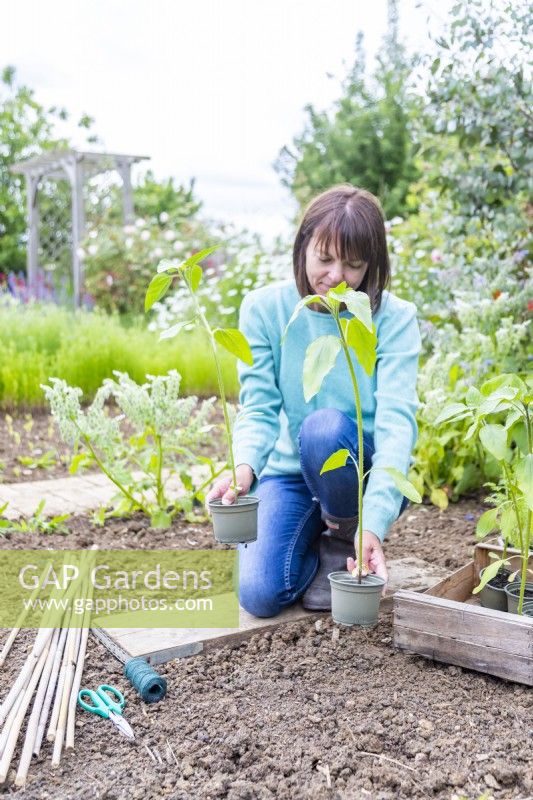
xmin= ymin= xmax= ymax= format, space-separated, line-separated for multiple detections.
xmin=42 ymin=371 xmax=221 ymax=528
xmin=81 ymin=214 xmax=219 ymax=315
xmin=150 ymin=237 xmax=290 ymax=330
xmin=145 ymin=246 xmax=254 ymax=496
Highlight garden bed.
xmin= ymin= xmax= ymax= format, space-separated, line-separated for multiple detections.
xmin=0 ymin=409 xmax=226 ymax=485
xmin=1 ymin=494 xmax=532 ymax=799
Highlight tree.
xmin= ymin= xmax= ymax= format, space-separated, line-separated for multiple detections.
xmin=0 ymin=66 xmax=97 ymax=275
xmin=421 ymin=0 xmax=533 ymax=217
xmin=274 ymin=1 xmax=419 ymax=219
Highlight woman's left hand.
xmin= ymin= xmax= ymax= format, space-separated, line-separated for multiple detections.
xmin=347 ymin=530 xmax=388 ymax=596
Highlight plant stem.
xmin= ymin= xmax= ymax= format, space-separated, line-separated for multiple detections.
xmin=335 ymin=316 xmax=364 ymax=583
xmin=518 ymin=510 xmax=532 ymax=614
xmin=187 ymin=285 xmax=238 ymax=496
xmin=80 ymin=433 xmax=150 ymax=516
xmin=155 ymin=434 xmax=164 ymax=507
xmin=517 ymin=405 xmax=532 ymax=614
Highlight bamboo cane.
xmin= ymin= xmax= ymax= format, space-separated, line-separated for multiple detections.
xmin=65 ymin=574 xmax=93 ymax=750
xmin=33 ymin=628 xmax=67 ymax=757
xmin=14 ymin=628 xmax=60 ymax=787
xmin=46 ymin=625 xmax=72 ymax=743
xmin=0 ymin=639 xmax=50 ymax=783
xmin=0 ymin=627 xmax=54 ymax=725
xmin=51 ymin=625 xmax=81 ymax=766
xmin=0 ymin=559 xmax=53 ymax=669
xmin=0 ymin=690 xmax=26 ymax=759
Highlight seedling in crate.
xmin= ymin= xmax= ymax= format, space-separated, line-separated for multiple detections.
xmin=284 ymin=283 xmax=421 ymax=625
xmin=436 ymin=373 xmax=533 ymax=613
xmin=145 ymin=246 xmax=259 ymax=543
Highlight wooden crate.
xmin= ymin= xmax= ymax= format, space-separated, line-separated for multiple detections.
xmin=393 ymin=543 xmax=533 ymax=686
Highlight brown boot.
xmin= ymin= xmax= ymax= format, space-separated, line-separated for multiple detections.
xmin=302 ymin=530 xmax=354 ymax=611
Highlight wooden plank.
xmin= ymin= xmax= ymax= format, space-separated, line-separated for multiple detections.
xmin=394 ymin=590 xmax=533 ymax=658
xmin=394 ymin=624 xmax=533 ymax=686
xmin=425 ymin=562 xmax=474 ymax=602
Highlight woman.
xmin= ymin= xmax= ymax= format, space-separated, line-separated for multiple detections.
xmin=206 ymin=184 xmax=421 ymax=617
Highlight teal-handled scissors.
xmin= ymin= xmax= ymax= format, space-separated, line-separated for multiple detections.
xmin=77 ymin=684 xmax=135 ymax=740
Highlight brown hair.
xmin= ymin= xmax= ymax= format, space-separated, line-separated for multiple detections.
xmin=292 ymin=184 xmax=390 ymax=313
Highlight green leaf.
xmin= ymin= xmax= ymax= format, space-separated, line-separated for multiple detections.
xmin=479 ymin=424 xmax=508 ymax=461
xmin=183 ymin=245 xmax=220 ymax=268
xmin=150 ymin=510 xmax=172 ymax=530
xmin=282 ymin=294 xmax=324 ymax=340
xmin=465 ymin=386 xmax=482 ymax=408
xmin=69 ymin=453 xmax=87 ymax=475
xmin=472 ymin=558 xmax=507 ymax=594
xmin=214 ymin=328 xmax=253 ymax=365
xmin=381 ymin=467 xmax=422 ymax=503
xmin=328 ymin=286 xmax=373 ymax=331
xmin=185 ymin=263 xmax=203 ymax=292
xmin=481 ymin=374 xmax=526 ymax=397
xmin=434 ymin=402 xmax=467 ymax=426
xmin=342 ymin=318 xmax=377 ymax=376
xmin=320 ymin=448 xmax=351 ymax=475
xmin=303 ymin=336 xmax=341 ymax=402
xmin=476 ymin=507 xmax=499 ymax=538
xmin=516 ymin=454 xmax=533 ymax=511
xmin=159 ymin=318 xmax=196 ymax=341
xmin=145 ymin=274 xmax=172 ymax=312
xmin=430 ymin=487 xmax=449 ymax=510
xmin=477 ymin=387 xmax=519 ymax=417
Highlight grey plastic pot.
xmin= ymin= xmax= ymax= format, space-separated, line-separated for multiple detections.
xmin=209 ymin=496 xmax=259 ymax=544
xmin=328 ymin=571 xmax=385 ymax=628
xmin=523 ymin=602 xmax=533 ymax=618
xmin=504 ymin=581 xmax=533 ymax=615
xmin=478 ymin=567 xmax=509 ymax=612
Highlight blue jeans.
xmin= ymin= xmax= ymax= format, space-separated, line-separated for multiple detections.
xmin=238 ymin=408 xmax=409 ymax=617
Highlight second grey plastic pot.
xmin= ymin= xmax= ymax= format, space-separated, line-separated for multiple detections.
xmin=209 ymin=496 xmax=259 ymax=544
xmin=505 ymin=581 xmax=533 ymax=615
xmin=328 ymin=571 xmax=385 ymax=628
xmin=478 ymin=567 xmax=510 ymax=612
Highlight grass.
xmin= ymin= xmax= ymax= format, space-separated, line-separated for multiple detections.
xmin=0 ymin=304 xmax=239 ymax=409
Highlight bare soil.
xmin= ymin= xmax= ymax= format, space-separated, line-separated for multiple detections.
xmin=1 ymin=492 xmax=532 ymax=799
xmin=0 ymin=409 xmax=226 ymax=485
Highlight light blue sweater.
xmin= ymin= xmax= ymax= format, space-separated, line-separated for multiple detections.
xmin=232 ymin=279 xmax=421 ymax=541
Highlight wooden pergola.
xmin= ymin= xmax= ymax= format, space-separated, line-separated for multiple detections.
xmin=12 ymin=149 xmax=149 ymax=307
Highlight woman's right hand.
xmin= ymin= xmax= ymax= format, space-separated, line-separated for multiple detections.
xmin=205 ymin=464 xmax=255 ymax=509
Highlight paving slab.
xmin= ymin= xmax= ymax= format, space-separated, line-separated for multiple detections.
xmin=0 ymin=466 xmax=213 ymax=519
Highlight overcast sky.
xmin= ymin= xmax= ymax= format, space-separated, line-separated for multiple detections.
xmin=2 ymin=0 xmax=448 ymax=243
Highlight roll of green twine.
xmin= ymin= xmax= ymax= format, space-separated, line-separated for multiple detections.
xmin=124 ymin=657 xmax=167 ymax=703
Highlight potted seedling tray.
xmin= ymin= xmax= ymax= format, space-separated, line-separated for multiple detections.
xmin=393 ymin=542 xmax=533 ymax=686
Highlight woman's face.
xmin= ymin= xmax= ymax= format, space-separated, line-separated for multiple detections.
xmin=305 ymin=235 xmax=368 ymax=296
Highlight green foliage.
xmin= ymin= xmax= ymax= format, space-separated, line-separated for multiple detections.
xmin=0 ymin=65 xmax=96 ymax=275
xmin=147 ymin=246 xmax=254 ymax=493
xmin=275 ymin=2 xmax=419 ymax=218
xmin=1 ymin=499 xmax=70 ymax=535
xmin=0 ymin=303 xmax=238 ymax=409
xmin=422 ymin=0 xmax=532 ymax=217
xmin=42 ymin=372 xmax=223 ymax=528
xmin=436 ymin=373 xmax=533 ymax=612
